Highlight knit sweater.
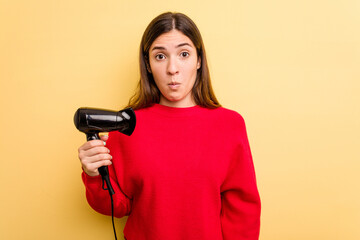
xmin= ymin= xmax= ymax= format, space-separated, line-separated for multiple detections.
xmin=82 ymin=104 xmax=261 ymax=240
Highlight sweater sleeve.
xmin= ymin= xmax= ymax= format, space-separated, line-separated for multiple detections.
xmin=81 ymin=134 xmax=132 ymax=218
xmin=81 ymin=170 xmax=131 ymax=218
xmin=220 ymin=116 xmax=261 ymax=240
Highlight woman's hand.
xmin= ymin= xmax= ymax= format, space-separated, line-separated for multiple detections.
xmin=78 ymin=135 xmax=112 ymax=177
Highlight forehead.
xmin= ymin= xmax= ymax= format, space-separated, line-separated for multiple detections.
xmin=150 ymin=29 xmax=195 ymax=49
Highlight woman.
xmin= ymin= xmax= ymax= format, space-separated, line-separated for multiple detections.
xmin=78 ymin=12 xmax=261 ymax=240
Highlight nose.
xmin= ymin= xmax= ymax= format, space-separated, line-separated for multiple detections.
xmin=167 ymin=57 xmax=179 ymax=75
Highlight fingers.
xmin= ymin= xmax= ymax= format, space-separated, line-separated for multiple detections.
xmin=78 ymin=138 xmax=112 ymax=177
xmin=81 ymin=154 xmax=113 ymax=177
xmin=78 ymin=133 xmax=109 ymax=151
xmin=79 ymin=139 xmax=106 ymax=152
xmin=79 ymin=145 xmax=109 ymax=159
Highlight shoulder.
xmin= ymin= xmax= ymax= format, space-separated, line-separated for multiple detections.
xmin=210 ymin=107 xmax=246 ymax=124
xmin=213 ymin=107 xmax=244 ymax=118
xmin=210 ymin=107 xmax=249 ymax=139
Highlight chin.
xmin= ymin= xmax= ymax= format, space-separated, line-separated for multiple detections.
xmin=164 ymin=95 xmax=182 ymax=102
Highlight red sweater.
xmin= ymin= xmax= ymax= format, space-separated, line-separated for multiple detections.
xmin=82 ymin=104 xmax=261 ymax=240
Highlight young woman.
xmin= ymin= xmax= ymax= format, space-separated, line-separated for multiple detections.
xmin=78 ymin=12 xmax=261 ymax=240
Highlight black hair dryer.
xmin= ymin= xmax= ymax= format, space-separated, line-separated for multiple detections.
xmin=74 ymin=107 xmax=136 ymax=195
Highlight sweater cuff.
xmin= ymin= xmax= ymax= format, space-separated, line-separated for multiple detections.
xmin=81 ymin=171 xmax=103 ymax=187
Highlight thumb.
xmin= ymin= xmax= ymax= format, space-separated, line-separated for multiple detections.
xmin=100 ymin=134 xmax=109 ymax=142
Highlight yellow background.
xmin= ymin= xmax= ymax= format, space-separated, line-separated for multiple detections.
xmin=1 ymin=0 xmax=359 ymax=239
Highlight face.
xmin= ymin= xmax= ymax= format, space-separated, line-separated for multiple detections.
xmin=148 ymin=29 xmax=201 ymax=108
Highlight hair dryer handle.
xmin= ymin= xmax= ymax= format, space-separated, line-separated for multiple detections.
xmin=86 ymin=133 xmax=100 ymax=141
xmin=85 ymin=133 xmax=115 ymax=195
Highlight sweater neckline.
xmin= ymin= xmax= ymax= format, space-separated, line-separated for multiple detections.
xmin=149 ymin=103 xmax=205 ymax=117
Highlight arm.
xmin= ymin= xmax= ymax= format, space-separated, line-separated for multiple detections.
xmin=79 ymin=135 xmax=131 ymax=218
xmin=220 ymin=117 xmax=261 ymax=239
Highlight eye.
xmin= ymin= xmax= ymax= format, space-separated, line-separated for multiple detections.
xmin=155 ymin=53 xmax=166 ymax=60
xmin=180 ymin=52 xmax=189 ymax=58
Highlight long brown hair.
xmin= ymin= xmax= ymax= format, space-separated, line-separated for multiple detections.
xmin=128 ymin=12 xmax=221 ymax=110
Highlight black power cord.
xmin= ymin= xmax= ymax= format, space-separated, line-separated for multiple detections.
xmin=110 ymin=193 xmax=117 ymax=240
xmin=102 ymin=178 xmax=118 ymax=240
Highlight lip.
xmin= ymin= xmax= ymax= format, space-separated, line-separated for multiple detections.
xmin=168 ymin=82 xmax=180 ymax=89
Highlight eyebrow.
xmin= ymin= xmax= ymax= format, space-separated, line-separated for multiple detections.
xmin=151 ymin=43 xmax=193 ymax=51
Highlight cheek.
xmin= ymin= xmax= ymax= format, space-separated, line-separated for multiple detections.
xmin=185 ymin=62 xmax=199 ymax=81
xmin=153 ymin=73 xmax=166 ymax=88
xmin=149 ymin=65 xmax=164 ymax=82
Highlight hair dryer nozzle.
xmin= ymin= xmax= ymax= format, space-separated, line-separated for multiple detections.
xmin=74 ymin=107 xmax=136 ymax=136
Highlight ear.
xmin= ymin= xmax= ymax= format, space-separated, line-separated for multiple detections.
xmin=197 ymin=56 xmax=201 ymax=69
